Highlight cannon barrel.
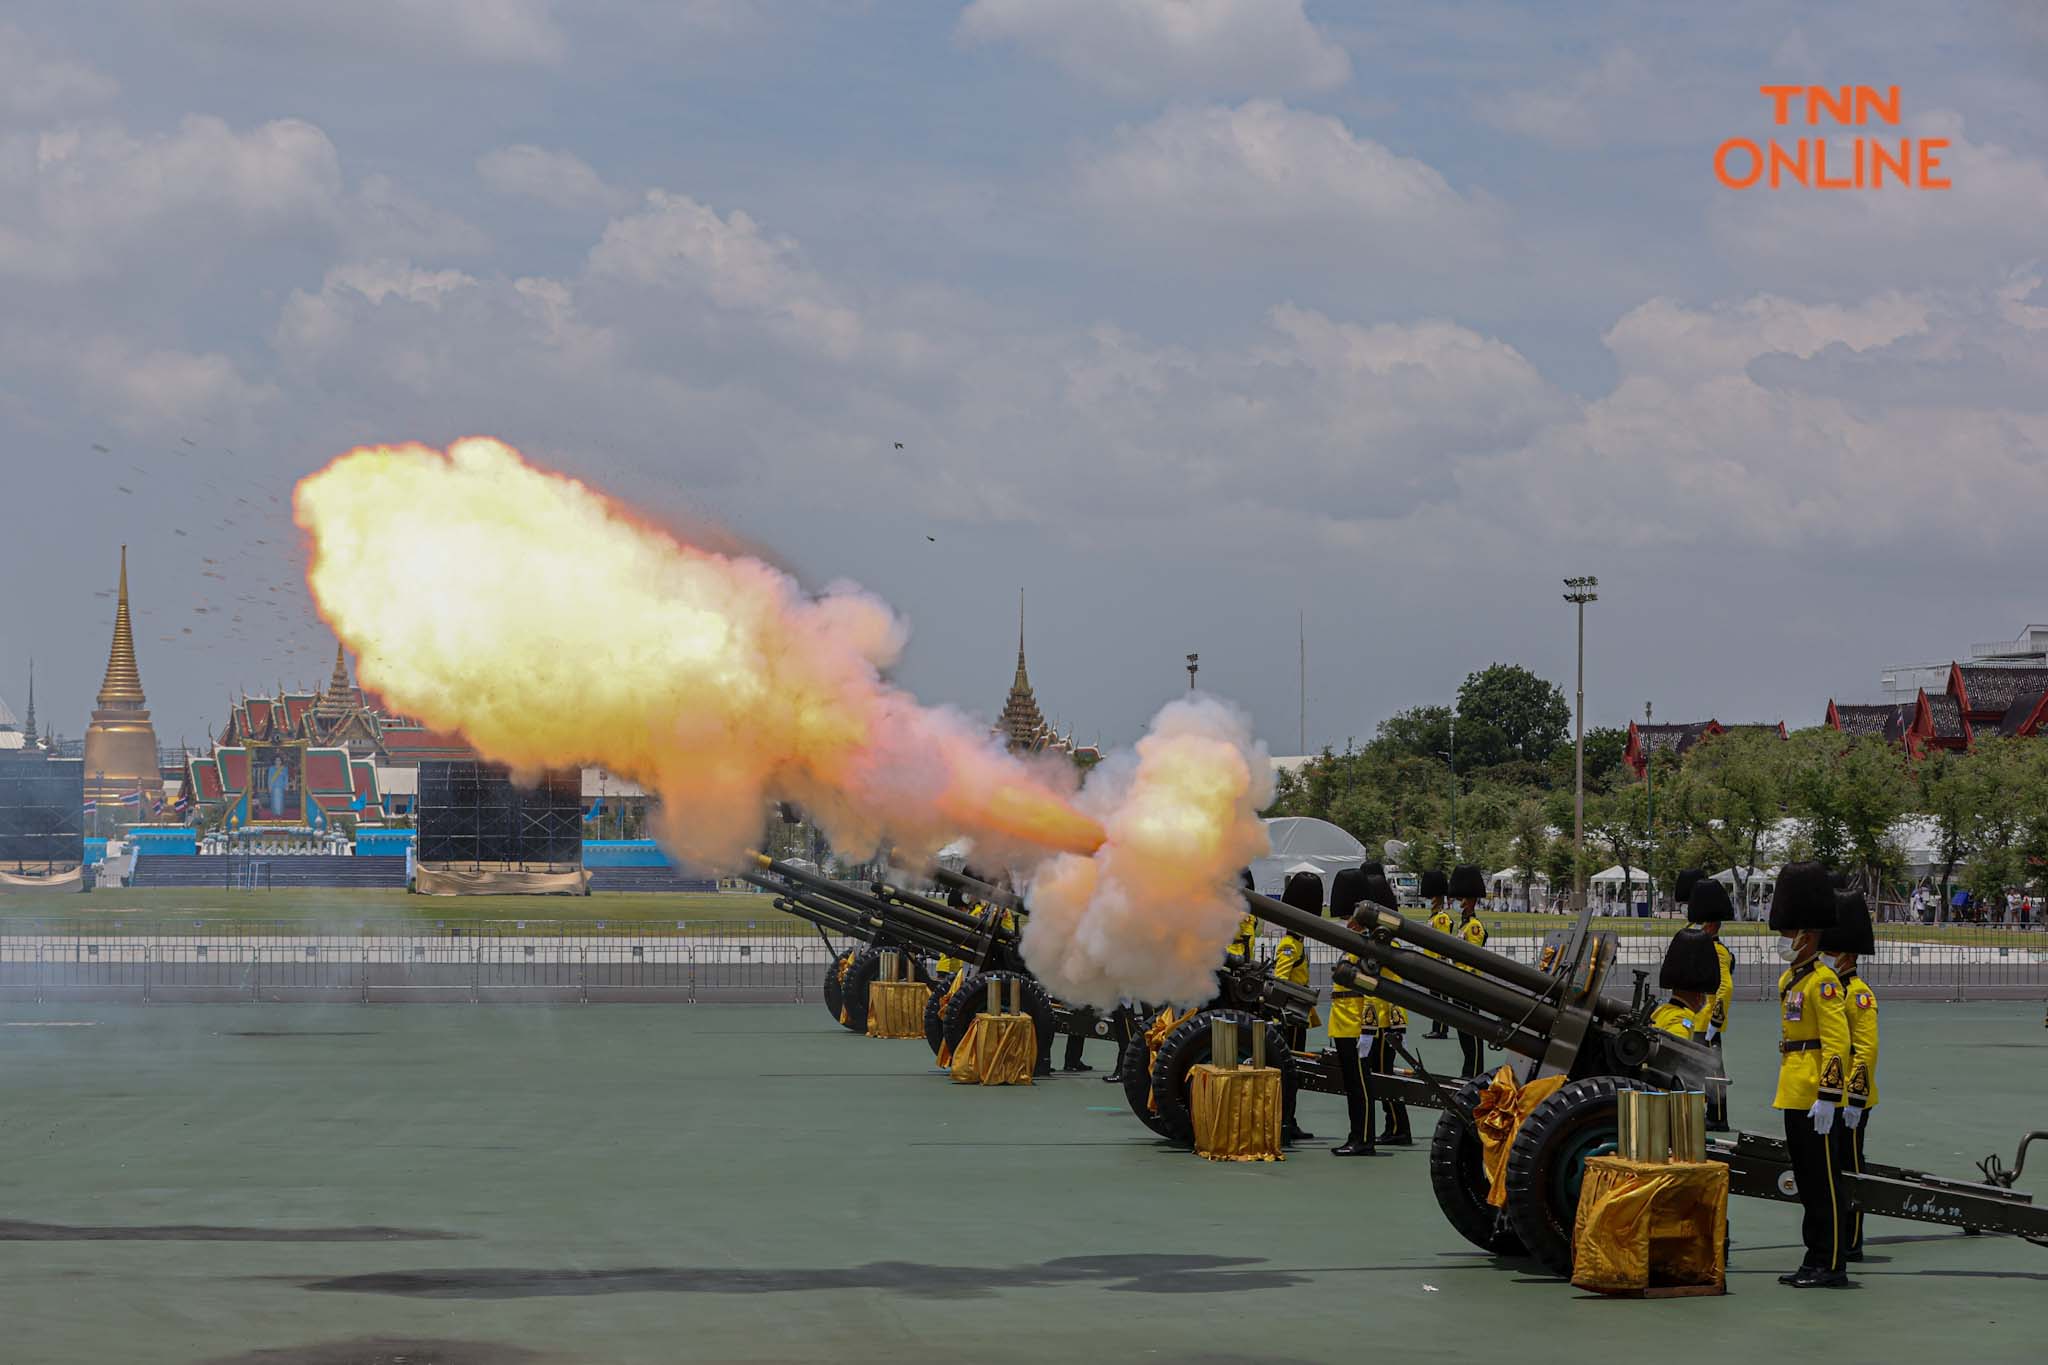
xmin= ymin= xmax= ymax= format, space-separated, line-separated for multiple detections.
xmin=768 ymin=893 xmax=963 ymax=962
xmin=872 ymin=881 xmax=1015 ymax=943
xmin=1243 ymin=889 xmax=1568 ymax=1046
xmin=746 ymin=855 xmax=1021 ymax=968
xmin=928 ymin=864 xmax=1027 ymax=915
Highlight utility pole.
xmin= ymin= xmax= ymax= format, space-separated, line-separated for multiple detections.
xmin=1298 ymin=610 xmax=1306 ymax=754
xmin=1563 ymin=577 xmax=1599 ymax=914
xmin=1438 ymin=712 xmax=1458 ymax=856
xmin=1186 ymin=653 xmax=1199 ymax=692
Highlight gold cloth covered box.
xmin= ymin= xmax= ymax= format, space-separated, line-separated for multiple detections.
xmin=1188 ymin=1063 xmax=1284 ymax=1162
xmin=948 ymin=1013 xmax=1036 ymax=1085
xmin=865 ymin=980 xmax=930 ymax=1039
xmin=1570 ymin=1155 xmax=1728 ymax=1296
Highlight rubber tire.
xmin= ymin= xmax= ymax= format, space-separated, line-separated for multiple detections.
xmin=1501 ymin=1075 xmax=1649 ymax=1275
xmin=923 ymin=975 xmax=955 ymax=1056
xmin=1147 ymin=1009 xmax=1298 ymax=1148
xmin=1121 ymin=1008 xmax=1181 ymax=1139
xmin=1427 ymin=1078 xmax=1526 ymax=1256
xmin=839 ymin=946 xmax=934 ymax=1035
xmin=940 ymin=970 xmax=1056 ymax=1063
xmin=822 ymin=948 xmax=857 ymax=1023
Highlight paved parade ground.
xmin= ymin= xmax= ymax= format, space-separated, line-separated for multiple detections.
xmin=3 ymin=999 xmax=2044 ymax=1365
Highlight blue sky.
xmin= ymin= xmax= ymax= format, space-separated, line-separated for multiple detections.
xmin=3 ymin=1 xmax=2046 ymax=756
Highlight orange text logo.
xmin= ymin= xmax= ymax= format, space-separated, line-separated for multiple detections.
xmin=1715 ymin=86 xmax=1949 ymax=190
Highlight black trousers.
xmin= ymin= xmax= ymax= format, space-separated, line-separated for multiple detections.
xmin=1705 ymin=1034 xmax=1729 ymax=1127
xmin=1834 ymin=1111 xmax=1871 ymax=1254
xmin=1334 ymin=1035 xmax=1377 ymax=1146
xmin=1284 ymin=1023 xmax=1308 ymax=1053
xmin=1063 ymin=1029 xmax=1087 ymax=1067
xmin=1458 ymin=1028 xmax=1485 ymax=1077
xmin=1783 ymin=1109 xmax=1850 ymax=1272
xmin=1369 ymin=1030 xmax=1411 ymax=1140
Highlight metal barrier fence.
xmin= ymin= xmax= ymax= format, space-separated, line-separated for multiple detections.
xmin=0 ymin=918 xmax=2041 ymax=1003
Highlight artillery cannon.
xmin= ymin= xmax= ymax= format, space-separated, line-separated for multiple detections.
xmin=740 ymin=854 xmax=1118 ymax=1069
xmin=1134 ymin=887 xmax=2048 ymax=1273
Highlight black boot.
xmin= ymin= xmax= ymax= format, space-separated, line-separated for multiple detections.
xmin=1283 ymin=1122 xmax=1314 ymax=1145
xmin=1331 ymin=1138 xmax=1377 ymax=1156
xmin=1786 ymin=1266 xmax=1850 ymax=1288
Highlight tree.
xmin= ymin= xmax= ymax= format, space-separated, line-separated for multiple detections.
xmin=1458 ymin=663 xmax=1570 ymax=764
xmin=1964 ymin=739 xmax=2048 ymax=918
xmin=1913 ymin=748 xmax=1979 ymax=913
xmin=1506 ymin=799 xmax=1551 ymax=911
xmin=1666 ymin=729 xmax=1790 ymax=912
xmin=1785 ymin=732 xmax=1909 ymax=895
xmin=1373 ymin=705 xmax=1453 ymax=761
xmin=1586 ymin=785 xmax=1651 ymax=910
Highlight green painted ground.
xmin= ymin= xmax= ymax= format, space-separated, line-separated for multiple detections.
xmin=2 ymin=1000 xmax=2043 ymax=1364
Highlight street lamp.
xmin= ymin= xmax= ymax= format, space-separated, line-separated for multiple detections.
xmin=1186 ymin=653 xmax=1199 ymax=691
xmin=1436 ymin=711 xmax=1458 ymax=856
xmin=1563 ymin=576 xmax=1598 ymax=914
xmin=1643 ymin=699 xmax=1655 ymax=918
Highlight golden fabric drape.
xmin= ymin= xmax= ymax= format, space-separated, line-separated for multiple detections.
xmin=1188 ymin=1064 xmax=1284 ymax=1162
xmin=933 ymin=970 xmax=970 ymax=1067
xmin=1472 ymin=1065 xmax=1569 ymax=1207
xmin=948 ymin=1012 xmax=1036 ymax=1085
xmin=865 ymin=980 xmax=929 ymax=1039
xmin=1570 ymin=1155 xmax=1728 ymax=1294
xmin=1142 ymin=1007 xmax=1191 ymax=1114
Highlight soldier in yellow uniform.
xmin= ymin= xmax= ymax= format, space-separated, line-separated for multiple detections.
xmin=1420 ymin=868 xmax=1454 ymax=1038
xmin=1326 ymin=866 xmax=1385 ymax=1156
xmin=1822 ymin=886 xmax=1879 ymax=1261
xmin=1369 ymin=973 xmax=1414 ymax=1143
xmin=1685 ymin=877 xmax=1739 ymax=1131
xmin=1769 ymin=861 xmax=1853 ymax=1289
xmin=1448 ymin=864 xmax=1489 ymax=1075
xmin=1273 ymin=870 xmax=1322 ymax=1145
xmin=1651 ymin=927 xmax=1719 ymax=1040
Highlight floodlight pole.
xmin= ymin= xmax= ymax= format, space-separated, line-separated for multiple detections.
xmin=1563 ymin=577 xmax=1598 ymax=915
xmin=1644 ymin=699 xmax=1655 ymax=917
xmin=1186 ymin=653 xmax=1199 ymax=692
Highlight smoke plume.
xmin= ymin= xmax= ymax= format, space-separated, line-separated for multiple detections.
xmin=1019 ymin=697 xmax=1273 ymax=1009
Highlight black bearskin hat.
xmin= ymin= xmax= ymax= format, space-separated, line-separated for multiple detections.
xmin=1284 ymin=869 xmax=1326 ymax=916
xmin=1240 ymin=867 xmax=1255 ymax=892
xmin=1673 ymin=868 xmax=1704 ymax=905
xmin=1687 ymin=877 xmax=1734 ymax=925
xmin=1819 ymin=889 xmax=1876 ymax=957
xmin=1769 ymin=861 xmax=1838 ymax=933
xmin=1359 ymin=869 xmax=1399 ymax=912
xmin=1448 ymin=864 xmax=1485 ymax=901
xmin=1828 ymin=869 xmax=1851 ymax=891
xmin=1659 ymin=927 xmax=1722 ymax=994
xmin=1419 ymin=867 xmax=1449 ymax=899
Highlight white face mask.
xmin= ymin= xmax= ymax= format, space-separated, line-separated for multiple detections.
xmin=1776 ymin=938 xmax=1800 ymax=963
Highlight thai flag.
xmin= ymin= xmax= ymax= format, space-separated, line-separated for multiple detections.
xmin=82 ymin=798 xmax=98 ymax=817
xmin=151 ymin=795 xmax=165 ymax=815
xmin=118 ymin=790 xmax=143 ymax=807
xmin=175 ymin=787 xmax=195 ymax=814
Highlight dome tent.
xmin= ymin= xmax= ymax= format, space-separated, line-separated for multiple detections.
xmin=1249 ymin=817 xmax=1370 ymax=901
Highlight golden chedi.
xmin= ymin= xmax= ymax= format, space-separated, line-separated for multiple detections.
xmin=81 ymin=546 xmax=165 ymax=811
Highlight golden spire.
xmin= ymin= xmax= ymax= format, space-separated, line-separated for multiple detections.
xmin=315 ymin=639 xmax=353 ymax=719
xmin=96 ymin=545 xmax=147 ymax=707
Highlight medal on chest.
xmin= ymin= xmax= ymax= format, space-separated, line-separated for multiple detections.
xmin=1785 ymin=990 xmax=1804 ymax=1023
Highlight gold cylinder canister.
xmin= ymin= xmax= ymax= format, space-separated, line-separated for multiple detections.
xmin=1642 ymin=1090 xmax=1672 ymax=1164
xmin=1673 ymin=1091 xmax=1708 ymax=1163
xmin=1617 ymin=1090 xmax=1644 ymax=1162
xmin=1006 ymin=976 xmax=1022 ymax=1016
xmin=1250 ymin=1019 xmax=1267 ymax=1069
xmin=987 ymin=980 xmax=1002 ymax=1015
xmin=1212 ymin=1017 xmax=1239 ymax=1070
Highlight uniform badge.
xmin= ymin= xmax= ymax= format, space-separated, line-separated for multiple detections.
xmin=1822 ymin=1057 xmax=1844 ymax=1089
xmin=1855 ymin=992 xmax=1874 ymax=1010
xmin=1785 ymin=992 xmax=1804 ymax=1022
xmin=1820 ymin=981 xmax=1838 ymax=1000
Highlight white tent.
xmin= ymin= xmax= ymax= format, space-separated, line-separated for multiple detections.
xmin=1487 ymin=867 xmax=1551 ymax=908
xmin=1250 ymin=817 xmax=1368 ymax=899
xmin=1711 ymin=866 xmax=1778 ymax=919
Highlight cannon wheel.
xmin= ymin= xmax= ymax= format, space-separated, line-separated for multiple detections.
xmin=1427 ymin=1078 xmax=1526 ymax=1257
xmin=923 ymin=972 xmax=962 ymax=1056
xmin=839 ymin=946 xmax=934 ymax=1035
xmin=941 ymin=970 xmax=1056 ymax=1065
xmin=1120 ymin=1008 xmax=1180 ymax=1139
xmin=1147 ymin=1009 xmax=1299 ymax=1148
xmin=1501 ymin=1075 xmax=1650 ymax=1275
xmin=822 ymin=948 xmax=857 ymax=1023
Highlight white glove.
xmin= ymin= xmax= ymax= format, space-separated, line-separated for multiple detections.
xmin=1703 ymin=1025 xmax=1720 ymax=1044
xmin=1808 ymin=1100 xmax=1837 ymax=1135
xmin=1842 ymin=1106 xmax=1863 ymax=1131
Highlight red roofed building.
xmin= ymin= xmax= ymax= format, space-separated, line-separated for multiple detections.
xmin=1623 ymin=719 xmax=1786 ymax=777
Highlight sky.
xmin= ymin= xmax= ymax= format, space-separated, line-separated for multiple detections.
xmin=2 ymin=1 xmax=2046 ymax=758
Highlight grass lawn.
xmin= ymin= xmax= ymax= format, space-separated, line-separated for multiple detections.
xmin=0 ymin=887 xmax=808 ymax=933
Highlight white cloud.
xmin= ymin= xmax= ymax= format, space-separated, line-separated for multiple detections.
xmin=181 ymin=0 xmax=565 ymax=65
xmin=1478 ymin=46 xmax=1656 ymax=149
xmin=1710 ymin=111 xmax=2048 ymax=291
xmin=0 ymin=115 xmax=342 ymax=282
xmin=587 ymin=190 xmax=867 ymax=360
xmin=477 ymin=144 xmax=628 ymax=213
xmin=1077 ymin=100 xmax=1499 ymax=261
xmin=958 ymin=0 xmax=1349 ymax=100
xmin=0 ymin=23 xmax=118 ymax=120
xmin=67 ymin=335 xmax=275 ymax=432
